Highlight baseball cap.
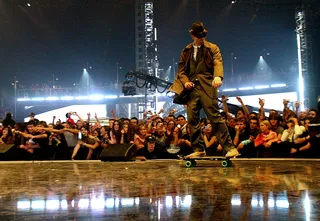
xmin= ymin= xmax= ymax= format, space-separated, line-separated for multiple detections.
xmin=146 ymin=135 xmax=156 ymax=143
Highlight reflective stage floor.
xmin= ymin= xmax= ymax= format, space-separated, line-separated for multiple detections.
xmin=0 ymin=159 xmax=320 ymax=221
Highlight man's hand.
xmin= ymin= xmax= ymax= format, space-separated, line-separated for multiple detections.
xmin=212 ymin=77 xmax=222 ymax=88
xmin=184 ymin=82 xmax=194 ymax=90
xmin=237 ymin=143 xmax=244 ymax=150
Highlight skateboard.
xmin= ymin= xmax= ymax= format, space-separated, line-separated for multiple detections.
xmin=183 ymin=156 xmax=232 ymax=168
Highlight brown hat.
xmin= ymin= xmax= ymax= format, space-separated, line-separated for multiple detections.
xmin=189 ymin=21 xmax=208 ymax=38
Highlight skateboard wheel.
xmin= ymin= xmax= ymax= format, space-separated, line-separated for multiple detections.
xmin=228 ymin=160 xmax=232 ymax=167
xmin=192 ymin=160 xmax=197 ymax=167
xmin=221 ymin=160 xmax=228 ymax=167
xmin=185 ymin=161 xmax=193 ymax=168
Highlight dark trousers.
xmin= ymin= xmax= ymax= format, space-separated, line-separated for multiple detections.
xmin=186 ymin=84 xmax=234 ymax=152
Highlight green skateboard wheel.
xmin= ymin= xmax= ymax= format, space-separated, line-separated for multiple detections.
xmin=185 ymin=160 xmax=193 ymax=168
xmin=221 ymin=160 xmax=228 ymax=167
xmin=192 ymin=160 xmax=197 ymax=167
xmin=227 ymin=160 xmax=232 ymax=167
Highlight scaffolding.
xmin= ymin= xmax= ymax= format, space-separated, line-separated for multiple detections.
xmin=295 ymin=4 xmax=314 ymax=108
xmin=132 ymin=0 xmax=159 ymax=119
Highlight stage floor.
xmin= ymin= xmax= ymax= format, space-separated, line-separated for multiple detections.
xmin=0 ymin=159 xmax=320 ymax=220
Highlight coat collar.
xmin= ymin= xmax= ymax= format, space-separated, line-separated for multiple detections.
xmin=186 ymin=40 xmax=210 ymax=49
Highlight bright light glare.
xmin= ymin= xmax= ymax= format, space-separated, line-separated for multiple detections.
xmin=27 ymin=3 xmax=31 ymax=7
xmin=223 ymin=88 xmax=237 ymax=92
xmin=165 ymin=196 xmax=173 ymax=208
xmin=231 ymin=194 xmax=241 ymax=206
xmin=17 ymin=98 xmax=31 ymax=101
xmin=60 ymin=96 xmax=75 ymax=101
xmin=45 ymin=97 xmax=59 ymax=101
xmin=78 ymin=199 xmax=89 ymax=208
xmin=239 ymin=87 xmax=254 ymax=91
xmin=104 ymin=95 xmax=118 ymax=99
xmin=31 ymin=200 xmax=45 ymax=209
xmin=46 ymin=200 xmax=60 ymax=209
xmin=106 ymin=198 xmax=115 ymax=208
xmin=75 ymin=96 xmax=89 ymax=100
xmin=31 ymin=97 xmax=45 ymax=101
xmin=254 ymin=85 xmax=270 ymax=89
xmin=121 ymin=198 xmax=134 ymax=207
xmin=271 ymin=84 xmax=286 ymax=88
xmin=17 ymin=201 xmax=30 ymax=209
xmin=89 ymin=94 xmax=104 ymax=100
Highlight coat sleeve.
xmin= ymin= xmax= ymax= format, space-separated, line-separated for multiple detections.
xmin=177 ymin=48 xmax=191 ymax=86
xmin=212 ymin=45 xmax=224 ymax=80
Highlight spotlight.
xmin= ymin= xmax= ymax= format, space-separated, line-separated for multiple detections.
xmin=27 ymin=3 xmax=31 ymax=7
xmin=231 ymin=0 xmax=237 ymax=4
xmin=260 ymin=56 xmax=263 ymax=59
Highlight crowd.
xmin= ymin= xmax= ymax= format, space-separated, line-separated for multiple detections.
xmin=0 ymin=95 xmax=320 ymax=161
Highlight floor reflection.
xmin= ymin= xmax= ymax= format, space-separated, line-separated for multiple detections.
xmin=0 ymin=160 xmax=319 ymax=220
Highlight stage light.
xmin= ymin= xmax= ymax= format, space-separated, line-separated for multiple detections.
xmin=260 ymin=56 xmax=263 ymax=60
xmin=31 ymin=97 xmax=45 ymax=101
xmin=239 ymin=87 xmax=254 ymax=91
xmin=17 ymin=98 xmax=31 ymax=101
xmin=75 ymin=96 xmax=89 ymax=100
xmin=83 ymin=68 xmax=87 ymax=72
xmin=89 ymin=94 xmax=104 ymax=100
xmin=104 ymin=95 xmax=118 ymax=99
xmin=254 ymin=85 xmax=270 ymax=89
xmin=271 ymin=84 xmax=286 ymax=88
xmin=45 ymin=96 xmax=59 ymax=101
xmin=27 ymin=3 xmax=31 ymax=7
xmin=60 ymin=96 xmax=75 ymax=101
xmin=223 ymin=88 xmax=237 ymax=92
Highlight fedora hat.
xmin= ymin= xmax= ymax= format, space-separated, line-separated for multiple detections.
xmin=189 ymin=21 xmax=208 ymax=38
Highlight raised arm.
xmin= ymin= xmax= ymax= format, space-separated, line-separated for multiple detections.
xmin=94 ymin=113 xmax=101 ymax=128
xmin=258 ymin=98 xmax=265 ymax=121
xmin=221 ymin=94 xmax=233 ymax=120
xmin=236 ymin=96 xmax=250 ymax=121
xmin=74 ymin=112 xmax=85 ymax=124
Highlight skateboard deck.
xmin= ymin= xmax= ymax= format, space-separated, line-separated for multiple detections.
xmin=183 ymin=156 xmax=232 ymax=168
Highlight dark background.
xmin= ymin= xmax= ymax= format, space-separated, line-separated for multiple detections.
xmin=0 ymin=0 xmax=319 ymax=109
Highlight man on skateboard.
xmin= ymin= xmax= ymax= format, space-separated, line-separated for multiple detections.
xmin=170 ymin=21 xmax=239 ymax=158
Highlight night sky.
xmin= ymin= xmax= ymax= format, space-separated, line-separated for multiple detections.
xmin=0 ymin=0 xmax=315 ymax=107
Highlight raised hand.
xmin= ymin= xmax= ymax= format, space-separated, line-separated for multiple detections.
xmin=236 ymin=96 xmax=243 ymax=104
xmin=221 ymin=94 xmax=228 ymax=102
xmin=258 ymin=98 xmax=265 ymax=107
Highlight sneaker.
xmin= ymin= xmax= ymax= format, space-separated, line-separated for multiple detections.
xmin=225 ymin=148 xmax=240 ymax=158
